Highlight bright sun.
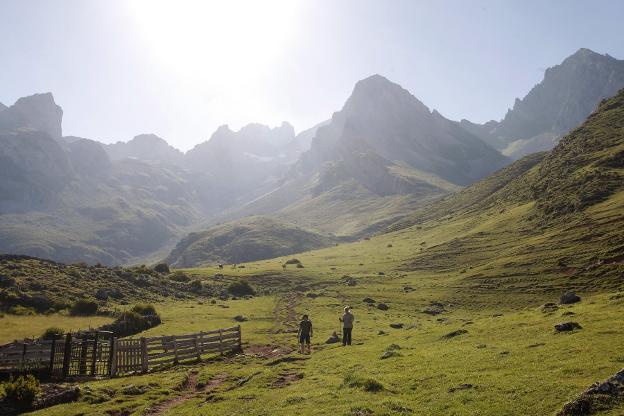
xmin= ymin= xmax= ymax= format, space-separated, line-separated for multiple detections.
xmin=126 ymin=0 xmax=302 ymax=88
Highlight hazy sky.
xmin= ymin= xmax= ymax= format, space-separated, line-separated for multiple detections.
xmin=1 ymin=0 xmax=623 ymax=151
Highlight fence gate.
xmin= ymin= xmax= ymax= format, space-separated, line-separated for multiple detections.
xmin=51 ymin=331 xmax=114 ymax=379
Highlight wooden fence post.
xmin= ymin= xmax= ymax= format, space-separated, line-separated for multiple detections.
xmin=237 ymin=325 xmax=242 ymax=351
xmin=109 ymin=338 xmax=118 ymax=377
xmin=193 ymin=334 xmax=201 ymax=362
xmin=140 ymin=337 xmax=148 ymax=373
xmin=21 ymin=343 xmax=27 ymax=371
xmin=62 ymin=333 xmax=72 ymax=380
xmin=90 ymin=332 xmax=99 ymax=376
xmin=218 ymin=329 xmax=223 ymax=355
xmin=173 ymin=335 xmax=179 ymax=364
xmin=79 ymin=337 xmax=88 ymax=375
xmin=48 ymin=338 xmax=56 ymax=377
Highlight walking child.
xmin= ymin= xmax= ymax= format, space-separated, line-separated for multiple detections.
xmin=298 ymin=314 xmax=313 ymax=354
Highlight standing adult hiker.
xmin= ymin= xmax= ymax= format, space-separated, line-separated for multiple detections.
xmin=298 ymin=314 xmax=313 ymax=354
xmin=339 ymin=306 xmax=354 ymax=346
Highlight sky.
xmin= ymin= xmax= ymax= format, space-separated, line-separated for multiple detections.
xmin=1 ymin=0 xmax=623 ymax=151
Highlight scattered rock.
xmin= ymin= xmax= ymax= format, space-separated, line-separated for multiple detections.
xmin=561 ymin=311 xmax=576 ymax=316
xmin=378 ymin=272 xmax=385 ymax=276
xmin=422 ymin=302 xmax=446 ymax=315
xmin=448 ymin=384 xmax=473 ymax=393
xmin=362 ymin=297 xmax=376 ymax=304
xmin=377 ymin=330 xmax=386 ymax=335
xmin=403 ymin=286 xmax=415 ymax=292
xmin=539 ymin=303 xmax=559 ymax=313
xmin=476 ymin=344 xmax=487 ymax=349
xmin=377 ymin=303 xmax=389 ymax=311
xmin=325 ymin=332 xmax=341 ymax=344
xmin=233 ymin=315 xmax=248 ymax=322
xmin=560 ymin=291 xmax=581 ymax=305
xmin=306 ymin=293 xmax=319 ymax=299
xmin=528 ymin=343 xmax=546 ymax=348
xmin=389 ymin=323 xmax=404 ymax=329
xmin=555 ymin=322 xmax=582 ymax=332
xmin=380 ymin=350 xmax=401 ymax=359
xmin=441 ymin=329 xmax=468 ymax=339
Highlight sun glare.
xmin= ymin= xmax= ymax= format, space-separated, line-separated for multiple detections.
xmin=126 ymin=0 xmax=302 ymax=88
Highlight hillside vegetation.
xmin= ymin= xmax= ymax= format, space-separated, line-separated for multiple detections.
xmin=4 ymin=89 xmax=624 ymax=416
xmin=166 ymin=216 xmax=337 ymax=267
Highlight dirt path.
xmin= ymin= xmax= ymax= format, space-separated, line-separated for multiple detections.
xmin=142 ymin=372 xmax=228 ymax=416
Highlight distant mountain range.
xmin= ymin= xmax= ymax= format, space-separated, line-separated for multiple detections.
xmin=460 ymin=48 xmax=624 ymax=159
xmin=0 ymin=48 xmax=622 ymax=265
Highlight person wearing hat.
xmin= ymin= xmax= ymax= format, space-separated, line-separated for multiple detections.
xmin=339 ymin=306 xmax=354 ymax=346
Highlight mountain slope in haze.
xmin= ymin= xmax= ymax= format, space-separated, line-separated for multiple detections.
xmin=0 ymin=92 xmax=63 ymax=139
xmin=105 ymin=134 xmax=185 ymax=166
xmin=209 ymin=74 xmax=501 ymax=238
xmin=166 ymin=216 xmax=336 ymax=267
xmin=300 ymin=74 xmax=510 ymax=186
xmin=461 ymin=48 xmax=624 ymax=159
xmin=391 ymin=88 xmax=624 ymax=289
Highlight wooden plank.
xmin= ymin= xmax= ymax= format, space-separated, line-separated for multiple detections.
xmin=110 ymin=338 xmax=118 ymax=377
xmin=140 ymin=338 xmax=148 ymax=373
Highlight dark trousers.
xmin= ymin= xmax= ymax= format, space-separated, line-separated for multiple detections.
xmin=343 ymin=327 xmax=352 ymax=345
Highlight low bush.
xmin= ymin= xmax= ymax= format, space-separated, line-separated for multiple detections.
xmin=100 ymin=311 xmax=161 ymax=337
xmin=169 ymin=271 xmax=190 ymax=282
xmin=228 ymin=280 xmax=255 ymax=296
xmin=7 ymin=305 xmax=36 ymax=316
xmin=130 ymin=304 xmax=157 ymax=316
xmin=41 ymin=327 xmax=64 ymax=340
xmin=1 ymin=375 xmax=41 ymax=406
xmin=189 ymin=279 xmax=203 ymax=293
xmin=70 ymin=299 xmax=99 ymax=316
xmin=153 ymin=263 xmax=170 ymax=274
xmin=343 ymin=374 xmax=384 ymax=392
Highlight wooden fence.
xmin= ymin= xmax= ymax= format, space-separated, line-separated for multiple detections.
xmin=0 ymin=325 xmax=241 ymax=380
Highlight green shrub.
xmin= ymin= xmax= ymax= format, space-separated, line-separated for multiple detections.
xmin=7 ymin=305 xmax=36 ymax=316
xmin=41 ymin=327 xmax=64 ymax=340
xmin=130 ymin=304 xmax=157 ymax=316
xmin=69 ymin=299 xmax=99 ymax=316
xmin=189 ymin=279 xmax=203 ymax=293
xmin=169 ymin=271 xmax=190 ymax=282
xmin=2 ymin=375 xmax=41 ymax=406
xmin=153 ymin=263 xmax=170 ymax=274
xmin=228 ymin=280 xmax=255 ymax=296
xmin=100 ymin=310 xmax=161 ymax=337
xmin=343 ymin=374 xmax=384 ymax=392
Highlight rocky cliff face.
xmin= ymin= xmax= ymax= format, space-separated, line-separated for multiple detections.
xmin=465 ymin=48 xmax=624 ymax=159
xmin=299 ymin=74 xmax=509 ymax=186
xmin=0 ymin=93 xmax=63 ymax=139
xmin=105 ymin=134 xmax=184 ymax=166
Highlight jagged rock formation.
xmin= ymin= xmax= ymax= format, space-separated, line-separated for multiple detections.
xmin=462 ymin=48 xmax=624 ymax=159
xmin=105 ymin=134 xmax=184 ymax=166
xmin=0 ymin=93 xmax=63 ymax=139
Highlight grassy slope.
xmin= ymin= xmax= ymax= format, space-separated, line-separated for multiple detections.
xmin=13 ymin=92 xmax=624 ymax=415
xmin=166 ymin=216 xmax=337 ymax=268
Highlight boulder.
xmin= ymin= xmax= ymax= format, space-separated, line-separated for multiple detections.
xmin=363 ymin=297 xmax=376 ymax=304
xmin=560 ymin=291 xmax=581 ymax=305
xmin=233 ymin=315 xmax=248 ymax=322
xmin=539 ymin=303 xmax=559 ymax=313
xmin=441 ymin=329 xmax=468 ymax=339
xmin=377 ymin=303 xmax=389 ymax=311
xmin=555 ymin=322 xmax=582 ymax=332
xmin=389 ymin=323 xmax=404 ymax=329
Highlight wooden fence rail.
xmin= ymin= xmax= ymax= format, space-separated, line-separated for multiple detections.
xmin=0 ymin=325 xmax=241 ymax=380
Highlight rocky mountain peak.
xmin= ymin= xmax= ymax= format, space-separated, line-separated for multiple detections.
xmin=0 ymin=92 xmax=63 ymax=138
xmin=344 ymin=74 xmax=430 ymax=117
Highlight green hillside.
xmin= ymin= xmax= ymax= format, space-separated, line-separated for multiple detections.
xmin=4 ymin=90 xmax=624 ymax=415
xmin=166 ymin=216 xmax=337 ymax=267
